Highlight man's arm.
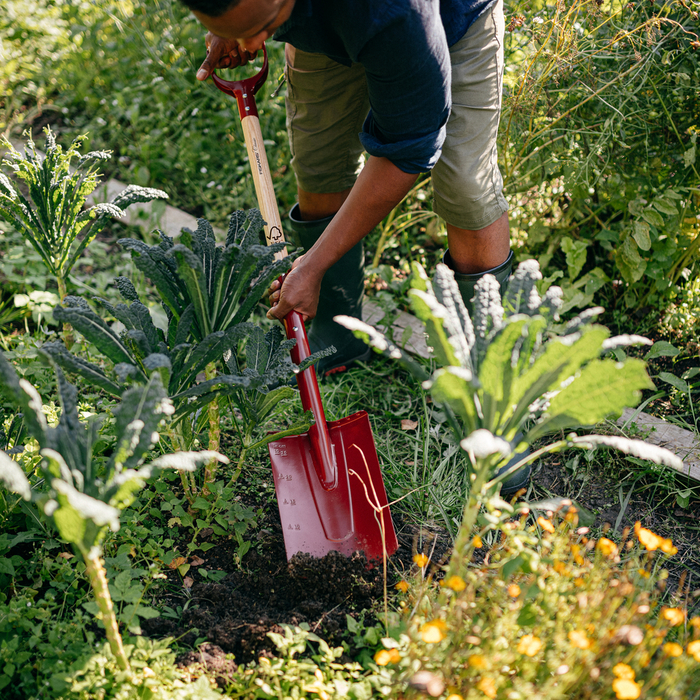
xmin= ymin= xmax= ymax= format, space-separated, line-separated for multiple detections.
xmin=267 ymin=156 xmax=418 ymax=321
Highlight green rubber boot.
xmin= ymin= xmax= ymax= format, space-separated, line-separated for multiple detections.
xmin=288 ymin=204 xmax=372 ymax=377
xmin=443 ymin=249 xmax=530 ymax=497
xmin=442 ymin=249 xmax=514 ymax=316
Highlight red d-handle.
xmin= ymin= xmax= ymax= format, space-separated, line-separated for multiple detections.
xmin=211 ymin=45 xmax=269 ymax=119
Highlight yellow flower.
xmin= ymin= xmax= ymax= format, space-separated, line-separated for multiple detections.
xmin=447 ymin=695 xmax=464 ymax=700
xmin=613 ymin=663 xmax=635 ymax=680
xmin=661 ymin=607 xmax=685 ymax=626
xmin=634 ymin=522 xmax=663 ymax=551
xmin=413 ymin=553 xmax=429 ymax=567
xmin=687 ymin=640 xmax=700 ymax=662
xmin=662 ymin=642 xmax=683 ymax=657
xmin=568 ymin=630 xmax=591 ymax=650
xmin=659 ymin=538 xmax=678 ymax=555
xmin=420 ymin=620 xmax=447 ymax=643
xmin=597 ymin=537 xmax=618 ymax=557
xmin=374 ymin=648 xmax=400 ymax=665
xmin=477 ymin=677 xmax=497 ymax=699
xmin=517 ymin=634 xmax=542 ymax=656
xmin=537 ymin=517 xmax=555 ymax=534
xmin=472 ymin=535 xmax=483 ymax=548
xmin=468 ymin=654 xmax=486 ymax=669
xmin=446 ymin=575 xmax=466 ymax=592
xmin=690 ymin=617 xmax=700 ymax=629
xmin=507 ymin=584 xmax=521 ymax=597
xmin=612 ymin=678 xmax=641 ymax=699
xmin=395 ymin=580 xmax=409 ymax=593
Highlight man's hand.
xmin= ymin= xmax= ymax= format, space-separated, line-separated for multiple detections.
xmin=267 ymin=256 xmax=324 ymax=322
xmin=196 ymin=32 xmax=258 ymax=81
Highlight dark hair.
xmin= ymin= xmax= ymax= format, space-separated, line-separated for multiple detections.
xmin=179 ymin=0 xmax=242 ymax=17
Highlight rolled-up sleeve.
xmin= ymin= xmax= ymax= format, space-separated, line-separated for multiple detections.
xmin=355 ymin=7 xmax=451 ymax=173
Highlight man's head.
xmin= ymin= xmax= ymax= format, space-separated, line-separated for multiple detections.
xmin=181 ymin=0 xmax=295 ymax=53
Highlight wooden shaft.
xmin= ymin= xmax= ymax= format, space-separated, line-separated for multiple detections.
xmin=241 ymin=115 xmax=287 ymax=261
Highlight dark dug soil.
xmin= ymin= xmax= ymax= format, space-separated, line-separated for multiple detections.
xmin=143 ymin=514 xmax=452 ymax=667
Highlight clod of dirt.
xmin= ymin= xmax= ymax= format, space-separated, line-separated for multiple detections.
xmin=176 ymin=643 xmax=237 ymax=688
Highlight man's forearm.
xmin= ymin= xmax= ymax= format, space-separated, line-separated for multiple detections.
xmin=301 ymin=156 xmax=419 ymax=274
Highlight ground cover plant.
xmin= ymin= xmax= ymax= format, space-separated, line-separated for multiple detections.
xmin=1 ymin=0 xmax=700 ymax=698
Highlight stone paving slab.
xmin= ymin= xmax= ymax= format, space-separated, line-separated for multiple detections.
xmin=617 ymin=408 xmax=700 ymax=482
xmin=362 ymin=300 xmax=430 ymax=358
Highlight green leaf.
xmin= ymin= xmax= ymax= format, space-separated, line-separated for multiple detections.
xmin=532 ymin=358 xmax=653 ymax=439
xmin=658 ymin=371 xmax=689 ymax=393
xmin=0 ymin=352 xmax=48 ymax=442
xmin=615 ymin=237 xmax=646 ymax=284
xmin=641 ymin=207 xmax=664 ymax=228
xmin=645 ymin=341 xmax=679 ymax=360
xmin=632 ymin=221 xmax=651 ymax=251
xmin=478 ymin=318 xmax=529 ymax=430
xmin=652 ymin=197 xmax=678 ymax=217
xmin=561 ymin=237 xmax=588 ymax=281
xmin=53 ymin=298 xmax=137 ymax=368
xmin=40 ymin=342 xmax=123 ymax=397
xmin=429 ymin=368 xmax=479 ymax=435
xmin=169 ymin=244 xmax=210 ymax=337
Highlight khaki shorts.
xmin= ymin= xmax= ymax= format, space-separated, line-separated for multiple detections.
xmin=284 ymin=0 xmax=508 ymax=231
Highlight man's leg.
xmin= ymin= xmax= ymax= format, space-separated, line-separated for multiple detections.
xmin=284 ymin=45 xmax=371 ymax=375
xmin=297 ymin=188 xmax=351 ymax=221
xmin=431 ymin=0 xmax=511 ymax=287
xmin=446 ymin=212 xmax=510 ymax=274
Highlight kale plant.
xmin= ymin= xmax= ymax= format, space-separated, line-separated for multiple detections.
xmin=0 ymin=128 xmax=167 ymax=345
xmin=44 ymin=211 xmax=326 ymax=496
xmin=337 ymin=260 xmax=681 ymax=575
xmin=0 ymin=351 xmax=225 ymax=671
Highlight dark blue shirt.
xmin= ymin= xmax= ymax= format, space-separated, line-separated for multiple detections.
xmin=274 ymin=0 xmax=495 ymax=174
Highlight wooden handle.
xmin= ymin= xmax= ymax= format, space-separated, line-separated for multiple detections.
xmin=241 ymin=115 xmax=287 ymax=261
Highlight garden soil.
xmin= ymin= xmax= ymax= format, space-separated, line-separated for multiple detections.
xmin=143 ymin=510 xmax=452 ymax=672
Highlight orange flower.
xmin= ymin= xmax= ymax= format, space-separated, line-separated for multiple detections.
xmin=472 ymin=535 xmax=483 ymax=548
xmin=554 ymin=560 xmax=570 ymax=576
xmin=395 ymin=580 xmax=409 ymax=593
xmin=446 ymin=695 xmax=464 ymax=700
xmin=613 ymin=663 xmax=635 ymax=680
xmin=507 ymin=584 xmax=521 ymax=598
xmin=517 ymin=634 xmax=542 ymax=656
xmin=662 ymin=642 xmax=683 ymax=657
xmin=568 ymin=630 xmax=591 ymax=650
xmin=468 ymin=654 xmax=486 ymax=669
xmin=597 ymin=537 xmax=618 ymax=557
xmin=661 ymin=607 xmax=685 ymax=626
xmin=612 ymin=678 xmax=641 ymax=699
xmin=477 ymin=677 xmax=497 ymax=699
xmin=634 ymin=522 xmax=663 ymax=551
xmin=537 ymin=517 xmax=555 ymax=534
xmin=374 ymin=648 xmax=400 ymax=665
xmin=420 ymin=620 xmax=447 ymax=643
xmin=690 ymin=617 xmax=700 ymax=629
xmin=574 ymin=577 xmax=585 ymax=587
xmin=659 ymin=538 xmax=678 ymax=555
xmin=413 ymin=553 xmax=429 ymax=567
xmin=446 ymin=575 xmax=466 ymax=592
xmin=687 ymin=640 xmax=700 ymax=662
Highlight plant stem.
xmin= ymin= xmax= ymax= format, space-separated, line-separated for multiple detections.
xmin=83 ymin=551 xmax=130 ymax=671
xmin=203 ymin=361 xmax=220 ymax=492
xmin=56 ymin=276 xmax=74 ymax=350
